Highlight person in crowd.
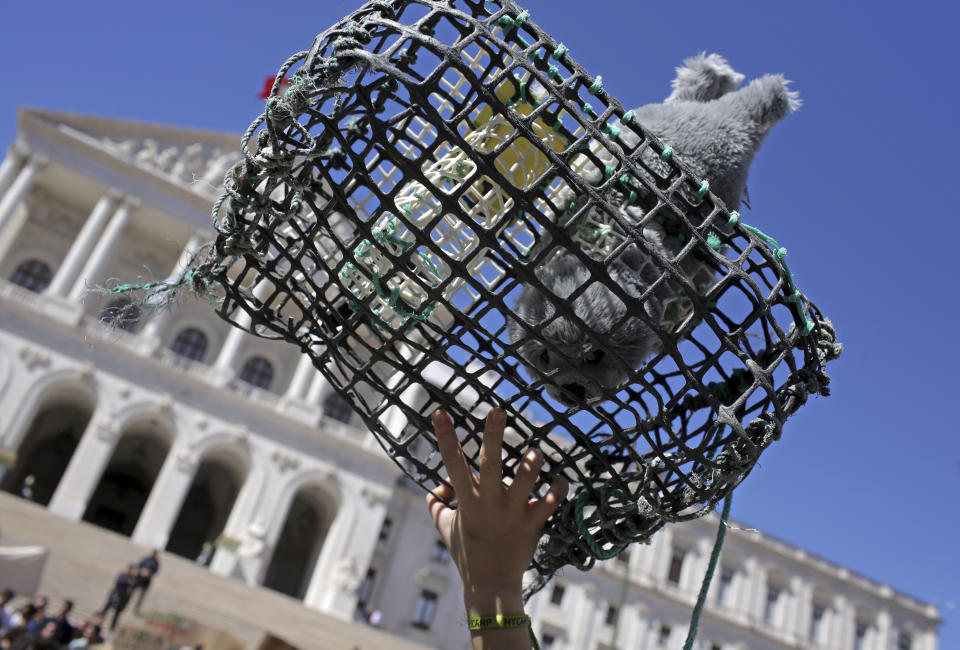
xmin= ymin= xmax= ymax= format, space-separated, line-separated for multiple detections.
xmin=67 ymin=622 xmax=101 ymax=649
xmin=18 ymin=475 xmax=35 ymax=501
xmin=130 ymin=550 xmax=160 ymax=615
xmin=6 ymin=604 xmax=39 ymax=635
xmin=1 ymin=625 xmax=28 ymax=649
xmin=42 ymin=600 xmax=72 ymax=646
xmin=0 ymin=589 xmax=14 ymax=634
xmin=195 ymin=542 xmax=215 ymax=567
xmin=425 ymin=409 xmax=568 ymax=650
xmin=27 ymin=600 xmax=44 ymax=623
xmin=84 ymin=615 xmax=104 ymax=644
xmin=100 ymin=564 xmax=136 ymax=632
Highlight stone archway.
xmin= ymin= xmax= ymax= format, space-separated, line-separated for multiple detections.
xmin=82 ymin=427 xmax=169 ymax=536
xmin=262 ymin=485 xmax=336 ymax=599
xmin=1 ymin=402 xmax=92 ymax=505
xmin=166 ymin=447 xmax=246 ymax=561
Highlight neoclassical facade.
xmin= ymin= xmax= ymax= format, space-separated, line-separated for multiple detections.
xmin=0 ymin=108 xmax=940 ymax=650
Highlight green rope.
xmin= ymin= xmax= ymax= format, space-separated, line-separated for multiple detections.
xmin=682 ymin=493 xmax=733 ymax=650
xmin=573 ymin=490 xmax=642 ymax=560
xmin=726 ymin=211 xmax=815 ymax=335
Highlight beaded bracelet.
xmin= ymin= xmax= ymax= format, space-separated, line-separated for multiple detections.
xmin=467 ymin=614 xmax=539 ymax=650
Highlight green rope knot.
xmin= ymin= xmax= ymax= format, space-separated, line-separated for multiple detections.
xmin=727 ymin=211 xmax=740 ymax=227
xmin=496 ymin=9 xmax=529 ymax=32
xmin=706 ymin=231 xmax=725 ymax=251
xmin=660 ymin=145 xmax=674 ymax=162
xmin=573 ymin=489 xmax=642 ymax=560
xmin=696 ymin=180 xmax=710 ymax=198
xmin=589 ymin=76 xmax=603 ymax=95
xmin=621 ymin=110 xmax=635 ymax=123
xmin=552 ymin=43 xmax=567 ymax=59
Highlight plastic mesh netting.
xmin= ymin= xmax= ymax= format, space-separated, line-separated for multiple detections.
xmin=180 ymin=0 xmax=840 ymax=595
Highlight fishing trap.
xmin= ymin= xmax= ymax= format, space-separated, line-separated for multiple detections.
xmin=182 ymin=0 xmax=841 ymax=594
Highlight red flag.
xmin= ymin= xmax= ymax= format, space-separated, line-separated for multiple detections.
xmin=258 ymin=76 xmax=290 ymax=99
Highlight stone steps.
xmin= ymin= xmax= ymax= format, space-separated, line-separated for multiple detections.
xmin=0 ymin=492 xmax=434 ymax=649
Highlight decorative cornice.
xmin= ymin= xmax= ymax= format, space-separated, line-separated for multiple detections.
xmin=271 ymin=447 xmax=300 ymax=473
xmin=175 ymin=449 xmax=198 ymax=473
xmin=18 ymin=345 xmax=51 ymax=371
xmin=95 ymin=422 xmax=120 ymax=442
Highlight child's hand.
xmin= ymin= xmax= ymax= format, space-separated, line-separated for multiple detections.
xmin=426 ymin=408 xmax=568 ymax=641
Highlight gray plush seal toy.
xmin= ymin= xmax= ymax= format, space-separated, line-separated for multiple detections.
xmin=509 ymin=54 xmax=800 ymax=406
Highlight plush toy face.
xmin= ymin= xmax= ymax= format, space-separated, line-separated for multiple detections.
xmin=509 ymin=252 xmax=663 ymax=406
xmin=509 ymin=54 xmax=799 ymax=405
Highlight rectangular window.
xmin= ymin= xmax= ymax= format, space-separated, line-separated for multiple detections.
xmin=430 ymin=539 xmax=448 ymax=562
xmin=667 ymin=548 xmax=685 ymax=585
xmin=550 ymin=584 xmax=565 ymax=605
xmin=541 ymin=633 xmax=556 ymax=650
xmin=764 ymin=587 xmax=780 ymax=623
xmin=898 ymin=631 xmax=913 ymax=650
xmin=378 ymin=517 xmax=392 ymax=541
xmin=357 ymin=568 xmax=376 ymax=607
xmin=716 ymin=567 xmax=733 ymax=605
xmin=810 ymin=604 xmax=825 ymax=640
xmin=710 ymin=644 xmax=723 ymax=650
xmin=412 ymin=590 xmax=438 ymax=630
xmin=605 ymin=604 xmax=618 ymax=626
xmin=657 ymin=624 xmax=671 ymax=646
xmin=855 ymin=622 xmax=869 ymax=650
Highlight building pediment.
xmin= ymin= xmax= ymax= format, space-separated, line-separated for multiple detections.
xmin=18 ymin=107 xmax=243 ymax=199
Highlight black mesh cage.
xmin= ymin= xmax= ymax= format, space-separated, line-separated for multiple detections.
xmin=198 ymin=0 xmax=841 ymax=595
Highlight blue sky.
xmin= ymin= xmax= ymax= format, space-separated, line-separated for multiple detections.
xmin=3 ymin=0 xmax=958 ymax=645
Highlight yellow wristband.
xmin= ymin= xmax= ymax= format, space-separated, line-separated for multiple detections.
xmin=467 ymin=614 xmax=539 ymax=650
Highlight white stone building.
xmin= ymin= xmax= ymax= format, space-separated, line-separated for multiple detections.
xmin=0 ymin=107 xmax=940 ymax=650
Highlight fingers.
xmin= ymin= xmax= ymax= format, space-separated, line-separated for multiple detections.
xmin=478 ymin=408 xmax=506 ymax=493
xmin=531 ymin=474 xmax=569 ymax=524
xmin=425 ymin=485 xmax=456 ymax=549
xmin=509 ymin=447 xmax=544 ymax=505
xmin=432 ymin=410 xmax=474 ymax=498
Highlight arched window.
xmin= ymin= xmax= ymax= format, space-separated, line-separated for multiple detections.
xmin=170 ymin=327 xmax=208 ymax=362
xmin=238 ymin=356 xmax=274 ymax=390
xmin=323 ymin=394 xmax=353 ymax=424
xmin=99 ymin=298 xmax=141 ymax=332
xmin=10 ymin=259 xmax=52 ymax=293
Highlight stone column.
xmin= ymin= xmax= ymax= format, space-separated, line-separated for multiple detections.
xmin=285 ymin=354 xmax=317 ymax=401
xmin=0 ymin=155 xmax=44 ymax=262
xmin=137 ymin=232 xmax=207 ymax=353
xmin=132 ymin=443 xmax=197 ymax=549
xmin=833 ymin=595 xmax=853 ymax=650
xmin=67 ymin=197 xmax=138 ymax=302
xmin=211 ymin=281 xmax=271 ymax=383
xmin=0 ymin=146 xmax=27 ymax=194
xmin=570 ymin=584 xmax=598 ymax=650
xmin=48 ymin=419 xmax=119 ymax=520
xmin=47 ymin=192 xmax=120 ymax=297
xmin=304 ymin=478 xmax=389 ymax=618
xmin=306 ymin=370 xmax=331 ymax=406
xmin=741 ymin=558 xmax=763 ymax=622
xmin=876 ymin=608 xmax=892 ymax=650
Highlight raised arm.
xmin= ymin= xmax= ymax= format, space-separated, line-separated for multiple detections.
xmin=426 ymin=408 xmax=568 ymax=650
